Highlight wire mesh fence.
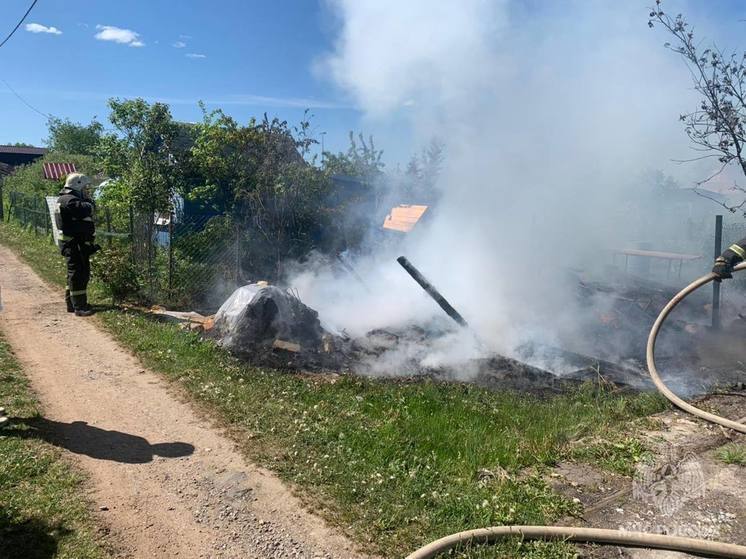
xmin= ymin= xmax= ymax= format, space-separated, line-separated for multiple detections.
xmin=136 ymin=212 xmax=243 ymax=310
xmin=6 ymin=191 xmax=52 ymax=236
xmin=3 ymin=190 xmax=243 ymax=311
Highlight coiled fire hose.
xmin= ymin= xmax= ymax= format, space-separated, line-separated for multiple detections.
xmin=406 ymin=267 xmax=746 ymax=558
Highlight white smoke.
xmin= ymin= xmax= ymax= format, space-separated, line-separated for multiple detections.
xmin=295 ymin=0 xmax=718 ymax=375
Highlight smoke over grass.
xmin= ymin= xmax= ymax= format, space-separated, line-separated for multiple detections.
xmin=296 ymin=1 xmax=716 ymax=374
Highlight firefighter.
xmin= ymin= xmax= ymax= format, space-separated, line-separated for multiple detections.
xmin=58 ymin=173 xmax=100 ymax=316
xmin=712 ymin=239 xmax=746 ymax=280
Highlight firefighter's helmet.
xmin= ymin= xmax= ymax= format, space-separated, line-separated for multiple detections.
xmin=64 ymin=173 xmax=91 ymax=194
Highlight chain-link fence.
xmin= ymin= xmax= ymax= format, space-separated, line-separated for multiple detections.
xmin=3 ymin=190 xmax=243 ymax=311
xmin=5 ymin=190 xmax=127 ymax=243
xmin=6 ymin=191 xmax=53 ymax=236
xmin=134 ymin=212 xmax=243 ymax=311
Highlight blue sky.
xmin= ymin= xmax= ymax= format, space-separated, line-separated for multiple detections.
xmin=2 ymin=1 xmax=746 ymax=167
xmin=0 ymin=0 xmax=412 ymax=161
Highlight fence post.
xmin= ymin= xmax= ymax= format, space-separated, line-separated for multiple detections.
xmin=44 ymin=196 xmax=50 ymax=236
xmin=105 ymin=208 xmax=113 ymax=247
xmin=34 ymin=197 xmax=39 ymax=236
xmin=713 ymin=215 xmax=723 ymax=330
xmin=0 ymin=180 xmax=4 ymax=222
xmin=128 ymin=204 xmax=135 ymax=263
xmin=168 ymin=211 xmax=174 ymax=297
xmin=235 ymin=224 xmax=241 ymax=284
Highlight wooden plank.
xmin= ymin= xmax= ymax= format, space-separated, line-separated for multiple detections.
xmin=616 ymin=249 xmax=702 ymax=261
xmin=382 ymin=205 xmax=428 ymax=233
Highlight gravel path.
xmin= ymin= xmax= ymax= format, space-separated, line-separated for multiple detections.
xmin=0 ymin=244 xmax=368 ymax=559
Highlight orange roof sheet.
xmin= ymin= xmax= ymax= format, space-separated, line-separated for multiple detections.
xmin=382 ymin=205 xmax=428 ymax=233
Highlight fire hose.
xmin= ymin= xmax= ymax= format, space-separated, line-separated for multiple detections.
xmin=406 ymin=266 xmax=746 ymax=558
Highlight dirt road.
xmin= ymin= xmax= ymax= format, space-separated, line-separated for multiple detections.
xmin=0 ymin=244 xmax=365 ymax=558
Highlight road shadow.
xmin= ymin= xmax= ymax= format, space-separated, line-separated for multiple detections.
xmin=0 ymin=509 xmax=63 ymax=559
xmin=8 ymin=417 xmax=194 ymax=464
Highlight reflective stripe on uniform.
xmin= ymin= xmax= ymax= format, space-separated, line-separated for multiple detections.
xmin=69 ymin=289 xmax=87 ymax=296
xmin=730 ymin=244 xmax=746 ymax=260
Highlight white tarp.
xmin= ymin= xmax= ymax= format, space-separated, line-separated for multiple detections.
xmin=213 ymin=283 xmax=265 ymax=347
xmin=45 ymin=196 xmax=63 ymax=248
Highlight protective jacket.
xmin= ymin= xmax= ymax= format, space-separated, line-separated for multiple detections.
xmin=713 ymin=238 xmax=746 ymax=279
xmin=58 ymin=190 xmax=95 ymax=240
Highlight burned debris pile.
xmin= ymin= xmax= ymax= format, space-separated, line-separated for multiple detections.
xmin=212 ymin=283 xmax=335 ymax=369
xmin=162 ymin=255 xmax=746 ymax=397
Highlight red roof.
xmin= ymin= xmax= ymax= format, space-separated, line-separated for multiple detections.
xmin=43 ymin=162 xmax=77 ymax=180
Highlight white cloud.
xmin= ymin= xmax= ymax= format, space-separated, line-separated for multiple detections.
xmin=173 ymin=41 xmax=187 ymax=48
xmin=186 ymin=53 xmax=206 ymax=59
xmin=25 ymin=23 xmax=62 ymax=35
xmin=94 ymin=25 xmax=144 ymax=47
xmin=179 ymin=34 xmax=192 ymax=39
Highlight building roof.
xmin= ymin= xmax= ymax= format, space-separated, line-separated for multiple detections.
xmin=43 ymin=162 xmax=77 ymax=180
xmin=0 ymin=145 xmax=48 ymax=156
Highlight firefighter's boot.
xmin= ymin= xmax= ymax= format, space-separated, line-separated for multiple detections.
xmin=65 ymin=289 xmax=75 ymax=312
xmin=71 ymin=291 xmax=94 ymax=317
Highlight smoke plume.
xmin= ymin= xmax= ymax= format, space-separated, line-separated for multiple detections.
xmin=295 ymin=0 xmax=718 ymax=375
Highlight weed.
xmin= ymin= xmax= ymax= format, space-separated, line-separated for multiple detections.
xmin=716 ymin=443 xmax=746 ymax=466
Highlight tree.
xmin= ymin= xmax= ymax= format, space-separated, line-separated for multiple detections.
xmin=187 ymin=106 xmax=330 ymax=278
xmin=650 ymin=2 xmax=746 ymax=214
xmin=322 ymin=131 xmax=384 ymax=179
xmin=97 ymin=98 xmax=183 ymax=214
xmin=402 ymin=138 xmax=445 ymax=202
xmin=46 ymin=117 xmax=103 ymax=155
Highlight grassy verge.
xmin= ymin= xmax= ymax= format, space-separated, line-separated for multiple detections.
xmin=0 ymin=220 xmax=668 ymax=558
xmin=0 ymin=335 xmax=107 ymax=559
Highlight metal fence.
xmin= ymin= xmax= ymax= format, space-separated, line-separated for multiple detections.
xmin=134 ymin=212 xmax=244 ymax=310
xmin=3 ymin=190 xmax=242 ymax=311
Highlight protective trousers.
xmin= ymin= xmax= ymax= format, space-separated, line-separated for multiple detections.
xmin=62 ymin=239 xmax=91 ymax=311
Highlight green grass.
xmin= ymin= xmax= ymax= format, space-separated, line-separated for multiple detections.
xmin=569 ymin=435 xmax=651 ymax=476
xmin=716 ymin=443 xmax=746 ymax=466
xmin=0 ymin=336 xmax=107 ymax=559
xmin=97 ymin=309 xmax=666 ymax=556
xmin=0 ymin=220 xmax=669 ymax=558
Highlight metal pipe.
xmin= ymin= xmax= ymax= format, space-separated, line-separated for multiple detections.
xmin=713 ymin=215 xmax=723 ymax=329
xmin=397 ymin=256 xmax=468 ymax=328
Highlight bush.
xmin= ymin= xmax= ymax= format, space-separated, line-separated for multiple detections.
xmin=2 ymin=153 xmax=98 ymax=198
xmin=91 ymin=244 xmax=142 ymax=303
